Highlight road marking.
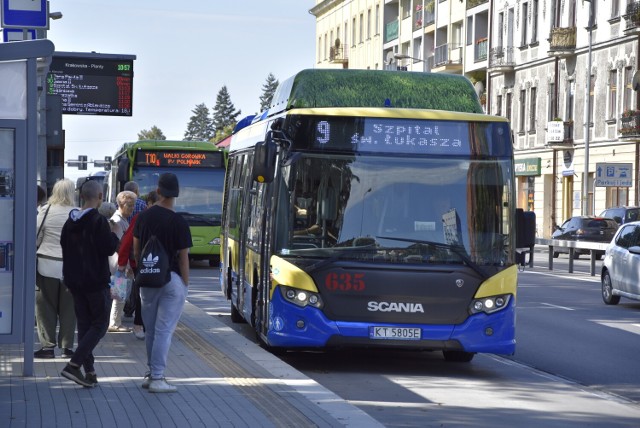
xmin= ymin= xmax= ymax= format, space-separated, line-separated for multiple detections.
xmin=596 ymin=321 xmax=640 ymax=335
xmin=540 ymin=302 xmax=575 ymax=311
xmin=521 ymin=270 xmax=600 ymax=283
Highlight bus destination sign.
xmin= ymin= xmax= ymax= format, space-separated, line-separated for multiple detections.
xmin=47 ymin=56 xmax=134 ymax=116
xmin=135 ymin=150 xmax=224 ymax=168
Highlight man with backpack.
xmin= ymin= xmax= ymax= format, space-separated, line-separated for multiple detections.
xmin=133 ymin=173 xmax=192 ymax=393
xmin=59 ymin=180 xmax=119 ymax=387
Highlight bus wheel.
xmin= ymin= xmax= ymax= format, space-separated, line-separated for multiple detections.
xmin=443 ymin=350 xmax=474 ymax=362
xmin=230 ymin=301 xmax=245 ymax=323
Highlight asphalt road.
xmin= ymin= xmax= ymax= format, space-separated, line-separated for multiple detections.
xmin=186 ymin=254 xmax=640 ymax=427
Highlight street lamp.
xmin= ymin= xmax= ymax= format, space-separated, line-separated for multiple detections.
xmin=393 ymin=53 xmax=427 ymax=72
xmin=582 ymin=0 xmax=595 ymax=216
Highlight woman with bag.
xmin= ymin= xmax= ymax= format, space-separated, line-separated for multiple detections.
xmin=35 ymin=179 xmax=77 ymax=359
xmin=107 ymin=190 xmax=136 ymax=332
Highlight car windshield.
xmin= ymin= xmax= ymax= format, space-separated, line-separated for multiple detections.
xmin=273 ymin=153 xmax=514 ymax=267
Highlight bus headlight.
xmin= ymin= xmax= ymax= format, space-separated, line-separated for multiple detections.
xmin=469 ymin=294 xmax=511 ymax=315
xmin=281 ymin=286 xmax=323 ymax=309
xmin=209 ymin=237 xmax=220 ymax=245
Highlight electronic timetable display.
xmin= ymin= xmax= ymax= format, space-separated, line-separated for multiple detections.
xmin=47 ymin=56 xmax=133 ymax=116
xmin=135 ymin=150 xmax=224 ymax=168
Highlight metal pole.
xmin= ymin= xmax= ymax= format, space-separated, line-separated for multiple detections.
xmin=582 ymin=6 xmax=593 ymax=216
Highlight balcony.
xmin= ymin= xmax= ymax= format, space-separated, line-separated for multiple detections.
xmin=329 ymin=46 xmax=348 ymax=65
xmin=431 ymin=44 xmax=463 ymax=73
xmin=386 ymin=20 xmax=399 ymax=43
xmin=488 ymin=46 xmax=515 ymax=72
xmin=467 ymin=0 xmax=489 ymax=9
xmin=475 ymin=38 xmax=488 ymax=62
xmin=562 ymin=121 xmax=574 ymax=145
xmin=619 ymin=110 xmax=640 ymax=139
xmin=545 ymin=120 xmax=575 ymax=149
xmin=624 ymin=1 xmax=640 ymax=35
xmin=548 ymin=27 xmax=576 ymax=57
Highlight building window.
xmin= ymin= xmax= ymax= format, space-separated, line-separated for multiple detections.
xmin=496 ymin=94 xmax=503 ymax=116
xmin=318 ymin=37 xmax=322 ymax=63
xmin=367 ymin=9 xmax=371 ymax=40
xmin=624 ymin=67 xmax=634 ymax=112
xmin=519 ymin=89 xmax=526 ymax=132
xmin=506 ymin=92 xmax=512 ymax=123
xmin=611 ymin=0 xmax=620 ymax=18
xmin=352 ymin=18 xmax=356 ymax=47
xmin=344 ymin=22 xmax=348 ymax=48
xmin=359 ymin=13 xmax=364 ymax=43
xmin=609 ymin=69 xmax=617 ymax=120
xmin=531 ymin=0 xmax=538 ymax=43
xmin=529 ymin=87 xmax=537 ymax=132
xmin=324 ymin=34 xmax=328 ymax=60
xmin=548 ymin=82 xmax=556 ymax=121
xmin=521 ymin=3 xmax=529 ymax=47
xmin=566 ymin=80 xmax=575 ymax=122
xmin=497 ymin=12 xmax=504 ymax=49
xmin=375 ymin=5 xmax=380 ymax=35
xmin=402 ymin=0 xmax=411 ymax=19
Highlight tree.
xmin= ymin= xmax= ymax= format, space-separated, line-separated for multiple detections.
xmin=184 ymin=103 xmax=215 ymax=141
xmin=138 ymin=126 xmax=166 ymax=141
xmin=212 ymin=85 xmax=241 ymax=134
xmin=259 ymin=73 xmax=279 ymax=112
xmin=213 ymin=124 xmax=236 ymax=143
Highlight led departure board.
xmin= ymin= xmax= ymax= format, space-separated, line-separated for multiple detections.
xmin=135 ymin=150 xmax=224 ymax=168
xmin=47 ymin=55 xmax=134 ymax=116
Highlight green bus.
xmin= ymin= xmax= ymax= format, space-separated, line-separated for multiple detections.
xmin=109 ymin=140 xmax=226 ymax=266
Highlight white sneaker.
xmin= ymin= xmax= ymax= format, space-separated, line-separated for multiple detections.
xmin=141 ymin=373 xmax=151 ymax=389
xmin=132 ymin=325 xmax=145 ymax=340
xmin=148 ymin=378 xmax=177 ymax=393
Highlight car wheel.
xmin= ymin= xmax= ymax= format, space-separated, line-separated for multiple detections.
xmin=601 ymin=271 xmax=620 ymax=305
xmin=553 ymin=251 xmax=560 ymax=258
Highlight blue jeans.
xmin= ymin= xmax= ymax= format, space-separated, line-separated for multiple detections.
xmin=70 ymin=287 xmax=110 ymax=373
xmin=140 ymin=272 xmax=187 ymax=379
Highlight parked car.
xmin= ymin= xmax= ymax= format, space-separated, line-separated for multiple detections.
xmin=601 ymin=221 xmax=640 ymax=304
xmin=598 ymin=206 xmax=640 ymax=226
xmin=551 ymin=216 xmax=619 ymax=259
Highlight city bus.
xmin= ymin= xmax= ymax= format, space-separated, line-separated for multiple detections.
xmin=220 ymin=69 xmax=533 ymax=362
xmin=109 ymin=140 xmax=226 ymax=266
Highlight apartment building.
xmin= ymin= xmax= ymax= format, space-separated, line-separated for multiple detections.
xmin=310 ymin=0 xmax=640 ymax=238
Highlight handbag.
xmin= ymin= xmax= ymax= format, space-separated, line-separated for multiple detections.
xmin=36 ymin=204 xmax=51 ymax=250
xmin=110 ymin=270 xmax=132 ymax=302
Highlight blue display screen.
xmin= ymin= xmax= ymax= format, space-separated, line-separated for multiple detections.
xmin=285 ymin=115 xmax=511 ymax=157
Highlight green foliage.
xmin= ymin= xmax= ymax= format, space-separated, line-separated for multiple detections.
xmin=137 ymin=125 xmax=166 ymax=141
xmin=212 ymin=85 xmax=241 ymax=134
xmin=184 ymin=103 xmax=215 ymax=141
xmin=259 ymin=73 xmax=279 ymax=112
xmin=285 ymin=69 xmax=483 ymax=113
xmin=213 ymin=124 xmax=236 ymax=143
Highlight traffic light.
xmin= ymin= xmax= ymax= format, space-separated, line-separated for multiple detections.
xmin=78 ymin=155 xmax=88 ymax=170
xmin=104 ymin=156 xmax=112 ymax=171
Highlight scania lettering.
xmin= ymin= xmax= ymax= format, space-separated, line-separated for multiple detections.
xmin=220 ymin=69 xmax=534 ymax=363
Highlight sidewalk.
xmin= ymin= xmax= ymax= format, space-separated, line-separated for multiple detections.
xmin=0 ymin=301 xmax=383 ymax=427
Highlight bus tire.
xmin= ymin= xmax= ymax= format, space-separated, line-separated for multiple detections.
xmin=230 ymin=301 xmax=245 ymax=323
xmin=443 ymin=350 xmax=475 ymax=362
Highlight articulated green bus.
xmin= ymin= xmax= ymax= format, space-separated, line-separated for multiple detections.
xmin=109 ymin=140 xmax=226 ymax=266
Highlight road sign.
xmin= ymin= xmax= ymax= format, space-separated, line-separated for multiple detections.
xmin=595 ymin=162 xmax=633 ymax=187
xmin=1 ymin=0 xmax=47 ymax=29
xmin=1 ymin=28 xmax=35 ymax=42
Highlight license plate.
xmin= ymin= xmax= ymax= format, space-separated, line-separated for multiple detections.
xmin=370 ymin=326 xmax=422 ymax=340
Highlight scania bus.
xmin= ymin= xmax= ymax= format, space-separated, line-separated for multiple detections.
xmin=109 ymin=140 xmax=226 ymax=266
xmin=220 ymin=69 xmax=533 ymax=362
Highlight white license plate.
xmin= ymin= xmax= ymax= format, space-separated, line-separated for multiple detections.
xmin=370 ymin=326 xmax=421 ymax=340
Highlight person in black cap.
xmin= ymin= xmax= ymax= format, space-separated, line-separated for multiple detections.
xmin=133 ymin=172 xmax=192 ymax=393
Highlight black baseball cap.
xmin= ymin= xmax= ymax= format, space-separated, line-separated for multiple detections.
xmin=157 ymin=173 xmax=179 ymax=197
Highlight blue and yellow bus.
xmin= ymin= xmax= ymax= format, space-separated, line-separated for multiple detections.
xmin=220 ymin=69 xmax=532 ymax=361
xmin=110 ymin=140 xmax=226 ymax=266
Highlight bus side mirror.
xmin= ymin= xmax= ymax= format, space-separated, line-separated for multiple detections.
xmin=252 ymin=135 xmax=277 ymax=183
xmin=116 ymin=157 xmax=129 ymax=183
xmin=515 ymin=208 xmax=536 ymax=248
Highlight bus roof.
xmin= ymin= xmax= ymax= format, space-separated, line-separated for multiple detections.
xmin=114 ymin=140 xmax=221 ymax=158
xmin=265 ymin=69 xmax=483 ymax=117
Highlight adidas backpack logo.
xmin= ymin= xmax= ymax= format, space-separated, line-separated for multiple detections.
xmin=135 ymin=235 xmax=170 ymax=287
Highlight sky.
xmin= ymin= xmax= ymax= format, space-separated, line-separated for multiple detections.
xmin=42 ymin=0 xmax=316 ymax=182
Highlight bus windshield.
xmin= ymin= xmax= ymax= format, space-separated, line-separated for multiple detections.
xmin=275 ymin=153 xmax=513 ymax=267
xmin=132 ymin=167 xmax=225 ymax=224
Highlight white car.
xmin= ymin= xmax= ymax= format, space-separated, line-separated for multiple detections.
xmin=601 ymin=221 xmax=640 ymax=304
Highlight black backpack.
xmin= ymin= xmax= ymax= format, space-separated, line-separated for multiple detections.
xmin=134 ymin=235 xmax=171 ymax=288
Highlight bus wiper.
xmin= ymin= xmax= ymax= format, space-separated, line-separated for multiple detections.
xmin=376 ymin=236 xmax=487 ymax=279
xmin=177 ymin=212 xmax=220 ymax=226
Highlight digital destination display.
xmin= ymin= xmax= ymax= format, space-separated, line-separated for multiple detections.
xmin=135 ymin=150 xmax=224 ymax=168
xmin=47 ymin=56 xmax=134 ymax=116
xmin=285 ymin=115 xmax=511 ymax=157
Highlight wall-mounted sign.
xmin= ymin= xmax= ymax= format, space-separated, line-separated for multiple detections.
xmin=47 ymin=53 xmax=135 ymax=116
xmin=546 ymin=121 xmax=564 ymax=142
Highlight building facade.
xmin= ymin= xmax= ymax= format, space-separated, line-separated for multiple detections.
xmin=310 ymin=0 xmax=640 ymax=238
